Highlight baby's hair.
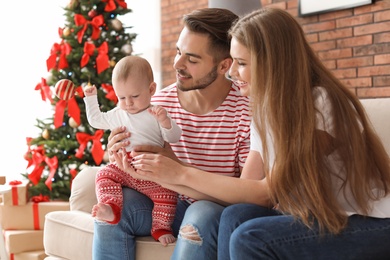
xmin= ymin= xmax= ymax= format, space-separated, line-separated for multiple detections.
xmin=113 ymin=56 xmax=154 ymax=84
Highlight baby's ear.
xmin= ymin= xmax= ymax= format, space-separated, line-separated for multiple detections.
xmin=149 ymin=82 xmax=157 ymax=95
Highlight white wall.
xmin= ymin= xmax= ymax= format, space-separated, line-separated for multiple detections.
xmin=0 ymin=0 xmax=160 ymax=181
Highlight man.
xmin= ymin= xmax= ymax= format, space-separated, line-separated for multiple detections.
xmin=93 ymin=8 xmax=251 ymax=260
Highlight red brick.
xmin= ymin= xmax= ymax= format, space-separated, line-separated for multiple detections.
xmin=374 ymin=54 xmax=390 ymax=65
xmin=311 ymin=40 xmax=336 ymax=52
xmin=322 ymin=60 xmax=336 ymax=70
xmin=337 ymin=35 xmax=372 ymax=48
xmin=358 ymin=65 xmax=390 ymax=77
xmin=331 ymin=68 xmax=357 ymax=79
xmin=337 ymin=56 xmax=373 ymax=69
xmin=375 ymin=9 xmax=390 ymax=22
xmin=354 ymin=21 xmax=390 ymax=36
xmin=374 ymin=76 xmax=390 ymax=87
xmin=340 ymin=77 xmax=372 ymax=88
xmin=374 ymin=32 xmax=390 ymax=43
xmin=336 ymin=13 xmax=373 ymax=28
xmin=354 ymin=43 xmax=390 ymax=56
xmin=318 ymin=48 xmax=352 ymax=60
xmin=355 ymin=0 xmax=390 ymax=15
xmin=302 ymin=20 xmax=335 ymax=34
xmin=357 ymin=87 xmax=390 ymax=98
xmin=319 ymin=9 xmax=353 ymax=21
xmin=319 ymin=28 xmax=352 ymax=41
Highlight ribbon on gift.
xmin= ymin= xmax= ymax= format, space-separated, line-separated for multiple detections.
xmin=75 ymin=130 xmax=104 ymax=165
xmin=54 ymin=97 xmax=81 ymax=128
xmin=35 ymin=77 xmax=54 ymax=103
xmin=9 ymin=180 xmax=23 ymax=205
xmin=103 ymin=0 xmax=127 ymax=12
xmin=46 ymin=41 xmax=72 ymax=71
xmin=74 ymin=14 xmax=104 ymax=43
xmin=101 ymin=83 xmax=118 ymax=103
xmin=31 ymin=194 xmax=50 ymax=203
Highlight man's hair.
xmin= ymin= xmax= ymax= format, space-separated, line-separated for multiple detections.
xmin=183 ymin=8 xmax=238 ymax=62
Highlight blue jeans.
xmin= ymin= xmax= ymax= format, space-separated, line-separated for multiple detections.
xmin=92 ymin=188 xmax=188 ymax=260
xmin=219 ymin=203 xmax=390 ymax=260
xmin=171 ymin=200 xmax=224 ymax=260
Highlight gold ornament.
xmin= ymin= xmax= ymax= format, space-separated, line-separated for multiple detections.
xmin=110 ymin=60 xmax=116 ymax=67
xmin=69 ymin=117 xmax=79 ymax=128
xmin=42 ymin=129 xmax=50 ymax=140
xmin=63 ymin=27 xmax=71 ymax=37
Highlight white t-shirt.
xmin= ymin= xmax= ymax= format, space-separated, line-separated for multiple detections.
xmin=250 ymin=87 xmax=390 ymax=218
xmin=84 ymin=95 xmax=182 ymax=151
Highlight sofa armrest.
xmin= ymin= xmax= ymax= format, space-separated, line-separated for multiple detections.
xmin=69 ymin=166 xmax=100 ymax=213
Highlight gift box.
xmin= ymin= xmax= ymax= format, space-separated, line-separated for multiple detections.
xmin=0 ymin=176 xmax=6 ymax=185
xmin=4 ymin=230 xmax=44 ymax=254
xmin=12 ymin=250 xmax=47 ymax=260
xmin=0 ymin=201 xmax=70 ymax=230
xmin=0 ymin=180 xmax=29 ymax=206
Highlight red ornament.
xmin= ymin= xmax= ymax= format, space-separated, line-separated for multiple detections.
xmin=54 ymin=79 xmax=76 ymax=100
xmin=88 ymin=9 xmax=97 ymax=18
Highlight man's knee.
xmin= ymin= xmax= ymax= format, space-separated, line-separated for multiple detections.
xmin=179 ymin=224 xmax=202 ymax=244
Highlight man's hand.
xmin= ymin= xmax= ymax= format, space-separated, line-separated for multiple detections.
xmin=107 ymin=126 xmax=131 ymax=163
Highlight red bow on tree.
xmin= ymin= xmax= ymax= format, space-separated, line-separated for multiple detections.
xmin=46 ymin=41 xmax=72 ymax=71
xmin=81 ymin=42 xmax=109 ymax=74
xmin=35 ymin=77 xmax=54 ymax=103
xmin=103 ymin=0 xmax=127 ymax=12
xmin=54 ymin=97 xmax=81 ymax=129
xmin=74 ymin=14 xmax=104 ymax=43
xmin=75 ymin=130 xmax=105 ymax=165
xmin=101 ymin=83 xmax=118 ymax=103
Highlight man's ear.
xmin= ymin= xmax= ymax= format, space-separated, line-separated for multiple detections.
xmin=149 ymin=82 xmax=157 ymax=95
xmin=219 ymin=58 xmax=233 ymax=75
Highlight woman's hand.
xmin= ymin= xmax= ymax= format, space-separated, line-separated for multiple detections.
xmin=130 ymin=153 xmax=184 ymax=185
xmin=107 ymin=126 xmax=131 ymax=163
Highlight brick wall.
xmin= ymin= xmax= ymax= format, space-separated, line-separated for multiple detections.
xmin=161 ymin=0 xmax=390 ymax=98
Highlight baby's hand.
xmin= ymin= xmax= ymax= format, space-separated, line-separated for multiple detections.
xmin=84 ymin=84 xmax=97 ymax=96
xmin=148 ymin=106 xmax=171 ymax=129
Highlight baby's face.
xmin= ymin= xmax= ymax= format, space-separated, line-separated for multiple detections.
xmin=114 ymin=77 xmax=153 ymax=114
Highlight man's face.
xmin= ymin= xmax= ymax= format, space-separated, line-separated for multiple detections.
xmin=173 ymin=27 xmax=218 ymax=91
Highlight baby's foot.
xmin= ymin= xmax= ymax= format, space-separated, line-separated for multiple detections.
xmin=158 ymin=234 xmax=176 ymax=246
xmin=91 ymin=203 xmax=115 ymax=222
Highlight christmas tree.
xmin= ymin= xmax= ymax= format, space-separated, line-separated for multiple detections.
xmin=22 ymin=0 xmax=136 ymax=201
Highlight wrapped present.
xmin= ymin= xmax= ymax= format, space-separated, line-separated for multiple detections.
xmin=0 ymin=180 xmax=29 ymax=206
xmin=13 ymin=250 xmax=47 ymax=260
xmin=0 ymin=176 xmax=6 ymax=185
xmin=0 ymin=201 xmax=70 ymax=230
xmin=4 ymin=230 xmax=44 ymax=254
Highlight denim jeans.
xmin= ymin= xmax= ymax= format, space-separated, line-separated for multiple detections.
xmin=92 ymin=188 xmax=189 ymax=260
xmin=171 ymin=200 xmax=225 ymax=260
xmin=219 ymin=203 xmax=390 ymax=260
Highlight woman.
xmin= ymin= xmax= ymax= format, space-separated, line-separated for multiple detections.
xmin=114 ymin=7 xmax=390 ymax=259
xmin=219 ymin=7 xmax=390 ymax=259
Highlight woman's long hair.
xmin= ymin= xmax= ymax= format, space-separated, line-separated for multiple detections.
xmin=229 ymin=7 xmax=390 ymax=234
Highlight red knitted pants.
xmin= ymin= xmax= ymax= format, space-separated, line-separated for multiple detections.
xmin=95 ymin=163 xmax=178 ymax=241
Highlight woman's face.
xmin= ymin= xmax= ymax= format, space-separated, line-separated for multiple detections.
xmin=229 ymin=37 xmax=251 ymax=97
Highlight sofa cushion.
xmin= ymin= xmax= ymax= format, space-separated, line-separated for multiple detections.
xmin=44 ymin=210 xmax=175 ymax=260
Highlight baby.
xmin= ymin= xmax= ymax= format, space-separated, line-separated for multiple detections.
xmin=83 ymin=56 xmax=182 ymax=245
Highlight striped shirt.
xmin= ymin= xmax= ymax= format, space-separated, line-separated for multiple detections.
xmin=151 ymin=83 xmax=251 ymax=202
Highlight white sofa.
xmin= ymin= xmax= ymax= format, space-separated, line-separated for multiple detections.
xmin=43 ymin=98 xmax=390 ymax=260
